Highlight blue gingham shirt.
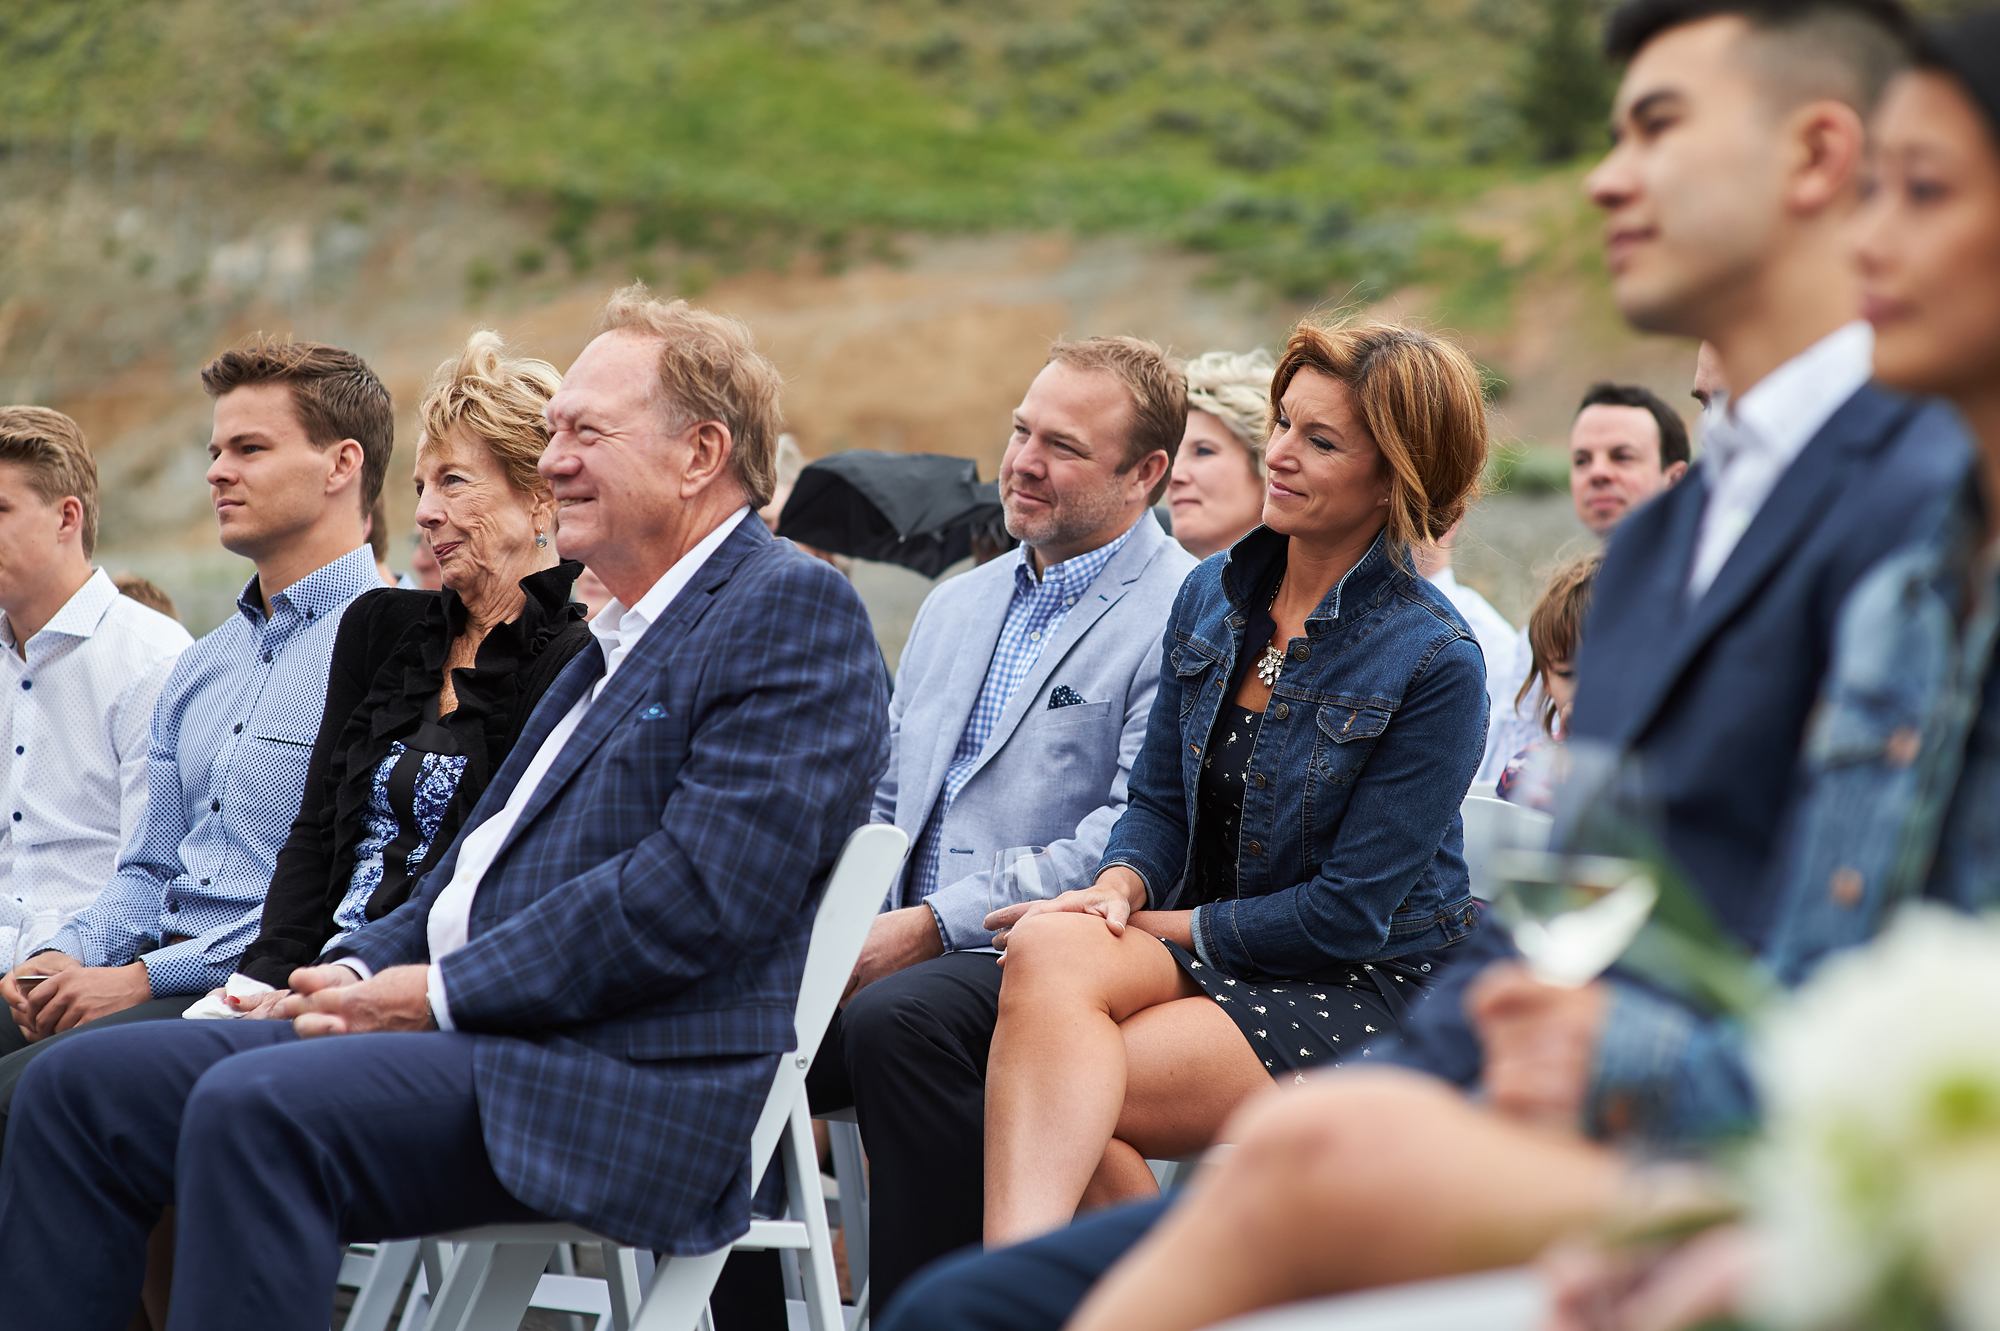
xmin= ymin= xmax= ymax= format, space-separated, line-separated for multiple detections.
xmin=41 ymin=546 xmax=380 ymax=995
xmin=908 ymin=526 xmax=1135 ymax=904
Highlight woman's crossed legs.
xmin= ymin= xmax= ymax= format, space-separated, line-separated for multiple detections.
xmin=983 ymin=912 xmax=1269 ymax=1247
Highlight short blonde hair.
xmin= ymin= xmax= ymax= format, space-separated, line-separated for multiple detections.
xmin=598 ymin=285 xmax=785 ymax=508
xmin=1271 ymin=320 xmax=1488 ymax=561
xmin=415 ymin=331 xmax=563 ymax=505
xmin=1184 ymin=348 xmax=1277 ymax=476
xmin=0 ymin=406 xmax=99 ymax=556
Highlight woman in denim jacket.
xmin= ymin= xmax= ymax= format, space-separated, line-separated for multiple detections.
xmin=980 ymin=319 xmax=1491 ymax=1244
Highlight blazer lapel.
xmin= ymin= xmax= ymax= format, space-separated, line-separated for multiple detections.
xmin=960 ymin=519 xmax=1165 ymax=785
xmin=488 ymin=520 xmax=766 ymax=863
xmin=1615 ymin=391 xmax=1897 ymax=744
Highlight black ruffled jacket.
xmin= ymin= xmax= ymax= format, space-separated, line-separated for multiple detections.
xmin=237 ymin=561 xmax=593 ymax=987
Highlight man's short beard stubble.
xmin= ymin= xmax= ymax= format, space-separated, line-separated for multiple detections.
xmin=1002 ymin=468 xmax=1134 ymax=556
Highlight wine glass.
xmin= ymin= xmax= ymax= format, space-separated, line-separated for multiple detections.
xmin=1488 ymin=849 xmax=1659 ymax=987
xmin=989 ymin=846 xmax=1055 ymax=922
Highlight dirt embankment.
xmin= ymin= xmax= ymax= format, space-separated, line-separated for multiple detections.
xmin=0 ymin=154 xmax=1690 ymax=634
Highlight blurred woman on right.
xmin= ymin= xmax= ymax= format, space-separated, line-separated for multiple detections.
xmin=1167 ymin=350 xmax=1275 ymax=560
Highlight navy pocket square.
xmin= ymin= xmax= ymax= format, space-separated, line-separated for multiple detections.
xmin=1047 ymin=685 xmax=1088 ymax=710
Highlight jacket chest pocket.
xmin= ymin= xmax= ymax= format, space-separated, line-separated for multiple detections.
xmin=1171 ymin=642 xmax=1220 ymax=719
xmin=1311 ymin=702 xmax=1393 ymax=787
xmin=1805 ymin=687 xmax=1926 ymax=773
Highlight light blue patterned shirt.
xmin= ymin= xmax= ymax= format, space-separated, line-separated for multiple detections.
xmin=908 ymin=525 xmax=1136 ymax=904
xmin=41 ymin=546 xmax=380 ymax=995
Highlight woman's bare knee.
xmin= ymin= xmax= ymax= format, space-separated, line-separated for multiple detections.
xmin=999 ymin=912 xmax=1123 ymax=992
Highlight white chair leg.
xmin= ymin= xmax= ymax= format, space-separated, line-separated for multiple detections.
xmin=827 ymin=1118 xmax=868 ymax=1289
xmin=630 ymin=1248 xmax=731 ymax=1331
xmin=346 ymin=1239 xmax=421 ymax=1331
xmin=783 ymin=1106 xmax=846 ymax=1331
xmin=604 ymin=1242 xmax=653 ymax=1331
xmin=421 ymin=1240 xmax=555 ymax=1331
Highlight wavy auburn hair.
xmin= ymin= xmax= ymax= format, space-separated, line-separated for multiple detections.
xmin=1269 ymin=319 xmax=1488 ymax=563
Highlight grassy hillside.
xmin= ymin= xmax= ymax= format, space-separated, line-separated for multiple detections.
xmin=2 ymin=0 xmax=1609 ymax=317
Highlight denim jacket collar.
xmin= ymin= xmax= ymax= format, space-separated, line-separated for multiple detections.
xmin=1219 ymin=526 xmax=1402 ymax=627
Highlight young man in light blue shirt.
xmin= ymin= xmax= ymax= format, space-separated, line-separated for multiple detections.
xmin=0 ymin=341 xmax=394 ymax=1092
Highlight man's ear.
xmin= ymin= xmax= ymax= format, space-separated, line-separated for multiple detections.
xmin=1663 ymin=460 xmax=1690 ymax=487
xmin=55 ymin=496 xmax=86 ymax=546
xmin=324 ymin=438 xmax=367 ymax=501
xmin=1130 ymin=449 xmax=1170 ymax=500
xmin=679 ymin=420 xmax=738 ymax=500
xmin=1786 ymin=99 xmax=1867 ymax=215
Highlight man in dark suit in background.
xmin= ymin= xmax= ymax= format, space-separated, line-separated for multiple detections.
xmin=0 ymin=287 xmax=890 ymax=1331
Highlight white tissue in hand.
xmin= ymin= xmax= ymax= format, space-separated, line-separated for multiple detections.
xmin=181 ymin=972 xmax=278 ymax=1021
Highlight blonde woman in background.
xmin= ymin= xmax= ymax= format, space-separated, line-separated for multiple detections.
xmin=1167 ymin=350 xmax=1276 ymax=560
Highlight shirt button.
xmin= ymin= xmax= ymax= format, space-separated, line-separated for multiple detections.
xmin=12 ymin=746 xmax=20 ymax=755
xmin=18 ymin=680 xmax=28 ymax=690
xmin=1246 ymin=839 xmax=1263 ymax=855
xmin=233 ymin=724 xmax=243 ymax=734
xmin=211 ymin=799 xmax=221 ymax=812
xmin=305 ymin=608 xmax=315 ymax=620
xmin=168 ymin=901 xmax=181 ymax=913
xmin=9 ymin=812 xmax=17 ymax=822
xmin=200 ymin=878 xmax=211 ymax=886
xmin=1290 ymin=644 xmax=1310 ymax=662
xmin=1029 ymin=631 xmax=1041 ymax=642
xmin=262 ymin=651 xmax=273 ymax=664
xmin=1272 ymin=702 xmax=1290 ymax=720
xmin=1249 ymin=772 xmax=1266 ymax=789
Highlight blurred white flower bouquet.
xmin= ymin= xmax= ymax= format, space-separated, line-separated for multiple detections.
xmin=1747 ymin=905 xmax=2000 ymax=1331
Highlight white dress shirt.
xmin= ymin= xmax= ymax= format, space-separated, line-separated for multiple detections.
xmin=412 ymin=508 xmax=750 ymax=1028
xmin=1686 ymin=322 xmax=1875 ymax=597
xmin=1426 ymin=567 xmax=1533 ymax=792
xmin=0 ymin=569 xmax=191 ymax=962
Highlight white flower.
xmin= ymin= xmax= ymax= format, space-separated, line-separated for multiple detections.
xmin=1748 ymin=905 xmax=2000 ymax=1330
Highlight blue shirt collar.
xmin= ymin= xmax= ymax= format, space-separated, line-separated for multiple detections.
xmin=1012 ymin=519 xmax=1138 ymax=598
xmin=237 ymin=546 xmax=380 ymax=628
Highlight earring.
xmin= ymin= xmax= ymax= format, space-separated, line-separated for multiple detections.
xmin=535 ymin=529 xmax=549 ymax=549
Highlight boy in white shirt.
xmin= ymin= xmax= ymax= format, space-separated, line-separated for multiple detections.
xmin=0 ymin=408 xmax=191 ymax=964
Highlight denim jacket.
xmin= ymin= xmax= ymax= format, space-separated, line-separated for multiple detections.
xmin=1586 ymin=481 xmax=2000 ymax=1144
xmin=1099 ymin=527 xmax=1486 ymax=976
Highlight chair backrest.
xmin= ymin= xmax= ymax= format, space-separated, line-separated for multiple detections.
xmin=745 ymin=822 xmax=908 ymax=1175
xmin=1460 ymin=795 xmax=1551 ymax=902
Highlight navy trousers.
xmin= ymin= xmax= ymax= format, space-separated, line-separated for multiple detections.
xmin=877 ymin=1198 xmax=1171 ymax=1331
xmin=0 ymin=1020 xmax=545 ymax=1331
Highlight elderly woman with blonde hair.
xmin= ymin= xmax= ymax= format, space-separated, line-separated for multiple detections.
xmin=1168 ymin=349 xmax=1277 ymax=560
xmin=220 ymin=330 xmax=595 ymax=1006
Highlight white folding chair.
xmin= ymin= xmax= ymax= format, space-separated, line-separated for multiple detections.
xmin=1459 ymin=795 xmax=1551 ymax=901
xmin=410 ymin=822 xmax=908 ymax=1331
xmin=1200 ymin=1266 xmax=1547 ymax=1330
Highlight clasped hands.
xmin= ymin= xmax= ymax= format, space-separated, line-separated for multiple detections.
xmin=267 ymin=964 xmax=436 ymax=1037
xmin=1 ymin=952 xmax=149 ymax=1041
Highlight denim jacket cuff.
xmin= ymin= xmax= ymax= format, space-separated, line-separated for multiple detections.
xmin=1586 ymin=980 xmax=1755 ymax=1146
xmin=1097 ymin=855 xmax=1160 ymax=911
xmin=1189 ymin=904 xmax=1219 ymax=969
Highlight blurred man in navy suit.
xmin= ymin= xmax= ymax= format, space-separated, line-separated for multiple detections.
xmin=0 ymin=287 xmax=890 ymax=1331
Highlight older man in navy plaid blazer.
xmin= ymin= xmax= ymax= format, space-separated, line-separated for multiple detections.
xmin=0 ymin=293 xmax=889 ymax=1331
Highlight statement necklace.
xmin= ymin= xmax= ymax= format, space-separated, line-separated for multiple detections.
xmin=1256 ymin=577 xmax=1286 ymax=688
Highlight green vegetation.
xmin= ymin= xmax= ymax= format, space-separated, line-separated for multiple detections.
xmin=0 ymin=0 xmax=1621 ymax=313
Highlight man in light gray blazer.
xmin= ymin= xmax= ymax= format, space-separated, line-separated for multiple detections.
xmin=791 ymin=336 xmax=1199 ymax=1314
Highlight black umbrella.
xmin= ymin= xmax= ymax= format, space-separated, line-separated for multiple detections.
xmin=777 ymin=450 xmax=1013 ymax=577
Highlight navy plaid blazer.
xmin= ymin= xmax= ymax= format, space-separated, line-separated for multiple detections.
xmin=337 ymin=518 xmax=889 ymax=1253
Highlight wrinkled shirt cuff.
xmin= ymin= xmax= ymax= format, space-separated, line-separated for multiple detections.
xmin=427 ymin=962 xmax=455 ymax=1031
